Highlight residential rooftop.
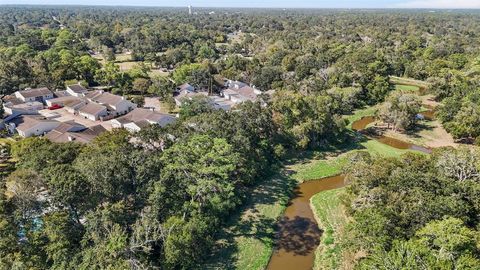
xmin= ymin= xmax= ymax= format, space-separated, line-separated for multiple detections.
xmin=17 ymin=87 xmax=53 ymax=98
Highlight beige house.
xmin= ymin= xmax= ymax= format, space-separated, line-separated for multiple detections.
xmin=85 ymin=90 xmax=136 ymax=116
xmin=14 ymin=87 xmax=54 ymax=103
xmin=3 ymin=101 xmax=43 ymax=115
xmin=111 ymin=108 xmax=176 ymax=132
xmin=66 ymin=84 xmax=89 ymax=97
xmin=46 ymin=96 xmax=83 ymax=107
xmin=78 ymin=102 xmax=108 ymax=121
xmin=13 ymin=116 xmax=61 ymax=137
xmin=223 ymin=80 xmax=262 ymax=104
xmin=45 ymin=122 xmax=106 ymax=143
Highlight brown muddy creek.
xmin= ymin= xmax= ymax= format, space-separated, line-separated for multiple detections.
xmin=267 ymin=113 xmax=433 ymax=270
xmin=266 ymin=175 xmax=345 ymax=270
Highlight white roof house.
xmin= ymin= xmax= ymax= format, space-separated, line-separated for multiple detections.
xmin=66 ymin=84 xmax=89 ymax=97
xmin=85 ymin=90 xmax=136 ymax=116
xmin=78 ymin=102 xmax=108 ymax=121
xmin=111 ymin=108 xmax=177 ymax=132
xmin=223 ymin=81 xmax=261 ymax=104
xmin=14 ymin=87 xmax=54 ymax=103
xmin=13 ymin=116 xmax=61 ymax=137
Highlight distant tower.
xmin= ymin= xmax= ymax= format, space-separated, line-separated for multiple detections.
xmin=188 ymin=5 xmax=192 ymax=15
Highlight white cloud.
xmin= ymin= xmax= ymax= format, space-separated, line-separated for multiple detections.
xmin=396 ymin=0 xmax=480 ymax=8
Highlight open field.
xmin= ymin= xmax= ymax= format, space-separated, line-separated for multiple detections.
xmin=395 ymin=84 xmax=420 ymax=92
xmin=311 ymin=188 xmax=347 ymax=270
xmin=389 ymin=76 xmax=430 ymax=88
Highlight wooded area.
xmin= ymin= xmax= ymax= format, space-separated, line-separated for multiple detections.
xmin=0 ymin=6 xmax=479 ymax=270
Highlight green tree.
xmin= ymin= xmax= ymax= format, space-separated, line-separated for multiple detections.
xmin=76 ymin=55 xmax=100 ymax=85
xmin=159 ymin=135 xmax=240 ymax=216
xmin=376 ymin=91 xmax=421 ymax=131
xmin=179 ymin=95 xmax=214 ymax=119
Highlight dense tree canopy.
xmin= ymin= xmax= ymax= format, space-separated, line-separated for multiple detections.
xmin=1 ymin=6 xmax=480 ymax=269
xmin=343 ymin=148 xmax=480 ymax=269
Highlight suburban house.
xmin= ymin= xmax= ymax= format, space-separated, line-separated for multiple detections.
xmin=46 ymin=96 xmax=84 ymax=107
xmin=209 ymin=95 xmax=235 ymax=111
xmin=223 ymin=80 xmax=262 ymax=104
xmin=4 ymin=101 xmax=43 ymax=116
xmin=176 ymin=83 xmax=195 ymax=93
xmin=111 ymin=108 xmax=177 ymax=132
xmin=85 ymin=90 xmax=136 ymax=116
xmin=45 ymin=122 xmax=106 ymax=143
xmin=78 ymin=102 xmax=108 ymax=121
xmin=66 ymin=84 xmax=89 ymax=97
xmin=3 ymin=93 xmax=44 ymax=116
xmin=63 ymin=99 xmax=87 ymax=114
xmin=10 ymin=115 xmax=61 ymax=137
xmin=14 ymin=87 xmax=54 ymax=103
xmin=173 ymin=85 xmax=209 ymax=107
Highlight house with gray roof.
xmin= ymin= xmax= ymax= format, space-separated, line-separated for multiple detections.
xmin=10 ymin=115 xmax=61 ymax=137
xmin=66 ymin=84 xmax=89 ymax=97
xmin=85 ymin=90 xmax=136 ymax=116
xmin=14 ymin=87 xmax=53 ymax=103
xmin=78 ymin=102 xmax=108 ymax=121
xmin=111 ymin=108 xmax=176 ymax=132
xmin=45 ymin=122 xmax=106 ymax=143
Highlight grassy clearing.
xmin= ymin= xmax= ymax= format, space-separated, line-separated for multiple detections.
xmin=389 ymin=76 xmax=429 ymax=88
xmin=384 ymin=120 xmax=456 ymax=148
xmin=395 ymin=84 xmax=420 ymax=92
xmin=117 ymin=61 xmax=141 ymax=71
xmin=203 ymin=170 xmax=296 ymax=270
xmin=290 ymin=138 xmax=409 ymax=182
xmin=311 ymin=188 xmax=346 ymax=270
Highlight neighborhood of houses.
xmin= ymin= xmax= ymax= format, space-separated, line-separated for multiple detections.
xmin=1 ymin=79 xmax=267 ymax=144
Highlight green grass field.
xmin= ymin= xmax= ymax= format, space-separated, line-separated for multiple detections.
xmin=311 ymin=188 xmax=346 ymax=270
xmin=395 ymin=84 xmax=420 ymax=92
xmin=389 ymin=76 xmax=429 ymax=88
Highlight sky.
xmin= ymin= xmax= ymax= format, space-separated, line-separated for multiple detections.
xmin=1 ymin=0 xmax=480 ymax=9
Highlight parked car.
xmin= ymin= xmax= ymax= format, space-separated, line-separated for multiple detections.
xmin=48 ymin=104 xmax=63 ymax=110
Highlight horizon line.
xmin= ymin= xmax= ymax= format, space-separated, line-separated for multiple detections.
xmin=1 ymin=4 xmax=480 ymax=10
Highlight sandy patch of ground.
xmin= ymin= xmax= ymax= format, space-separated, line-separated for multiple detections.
xmin=420 ymin=94 xmax=440 ymax=108
xmin=383 ymin=120 xmax=457 ymax=148
xmin=143 ymin=97 xmax=174 ymax=114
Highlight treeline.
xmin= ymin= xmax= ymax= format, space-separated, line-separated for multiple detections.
xmin=2 ymin=7 xmax=480 ymax=105
xmin=342 ymin=148 xmax=480 ymax=268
